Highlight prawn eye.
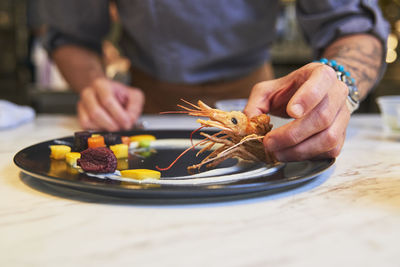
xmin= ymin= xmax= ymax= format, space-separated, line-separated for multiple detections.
xmin=231 ymin=117 xmax=238 ymax=125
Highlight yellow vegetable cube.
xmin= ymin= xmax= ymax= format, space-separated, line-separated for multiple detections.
xmin=50 ymin=145 xmax=71 ymax=160
xmin=117 ymin=159 xmax=129 ymax=170
xmin=129 ymin=134 xmax=156 ymax=142
xmin=49 ymin=159 xmax=67 ymax=175
xmin=109 ymin=144 xmax=129 ymax=159
xmin=65 ymin=152 xmax=81 ymax=167
xmin=66 ymin=165 xmax=79 ymax=175
xmin=120 ymin=169 xmax=161 ymax=180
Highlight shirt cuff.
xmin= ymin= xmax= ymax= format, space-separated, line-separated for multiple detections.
xmin=43 ymin=27 xmax=103 ymax=57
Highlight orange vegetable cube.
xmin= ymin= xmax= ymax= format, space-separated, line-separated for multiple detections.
xmin=87 ymin=135 xmax=106 ymax=148
xmin=121 ymin=136 xmax=131 ymax=145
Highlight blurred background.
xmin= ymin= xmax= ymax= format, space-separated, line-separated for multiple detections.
xmin=0 ymin=0 xmax=398 ymax=114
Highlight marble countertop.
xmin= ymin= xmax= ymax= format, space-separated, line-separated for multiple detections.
xmin=1 ymin=114 xmax=400 ymax=267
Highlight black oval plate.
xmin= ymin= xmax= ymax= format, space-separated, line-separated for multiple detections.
xmin=13 ymin=129 xmax=334 ymax=199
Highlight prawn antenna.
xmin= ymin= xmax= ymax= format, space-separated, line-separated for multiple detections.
xmin=156 ymin=138 xmax=209 ymax=171
xmin=190 ymin=126 xmax=205 ymax=146
xmin=159 ymin=111 xmax=188 ymax=114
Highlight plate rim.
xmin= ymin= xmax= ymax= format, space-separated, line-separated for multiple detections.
xmin=13 ymin=129 xmax=335 ymax=198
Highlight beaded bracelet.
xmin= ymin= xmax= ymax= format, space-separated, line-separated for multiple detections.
xmin=316 ymin=58 xmax=360 ymax=113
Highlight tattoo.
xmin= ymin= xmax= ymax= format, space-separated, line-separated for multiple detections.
xmin=322 ymin=35 xmax=383 ymax=97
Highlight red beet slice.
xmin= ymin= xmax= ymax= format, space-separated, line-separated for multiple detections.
xmin=77 ymin=147 xmax=117 ymax=173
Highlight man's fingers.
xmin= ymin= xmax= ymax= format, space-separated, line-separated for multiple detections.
xmin=287 ymin=64 xmax=337 ymax=118
xmin=244 ymin=82 xmax=270 ymax=117
xmin=77 ymin=101 xmax=97 ymax=130
xmin=94 ymin=79 xmax=132 ymax=130
xmin=244 ymin=63 xmax=352 ymax=162
xmin=78 ymin=79 xmax=145 ymax=132
xmin=264 ymin=83 xmax=347 ymax=153
xmin=125 ymin=89 xmax=144 ymax=123
xmin=268 ymin=104 xmax=350 ymax=161
xmin=80 ymin=88 xmax=119 ymax=131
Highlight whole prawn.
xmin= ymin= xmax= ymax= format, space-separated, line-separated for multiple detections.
xmin=157 ymin=99 xmax=278 ymax=173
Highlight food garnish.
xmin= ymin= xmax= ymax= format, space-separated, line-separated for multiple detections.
xmin=121 ymin=136 xmax=131 ymax=145
xmin=103 ymin=133 xmax=122 ymax=146
xmin=49 ymin=132 xmax=161 ymax=181
xmin=77 ymin=147 xmax=117 ymax=173
xmin=87 ymin=135 xmax=106 ymax=148
xmin=129 ymin=134 xmax=156 ymax=142
xmin=65 ymin=152 xmax=81 ymax=167
xmin=73 ymin=131 xmax=91 ymax=151
xmin=50 ymin=145 xmax=71 ymax=160
xmin=109 ymin=144 xmax=129 ymax=159
xmin=120 ymin=169 xmax=161 ymax=180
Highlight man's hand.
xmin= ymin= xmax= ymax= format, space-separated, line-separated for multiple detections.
xmin=51 ymin=45 xmax=145 ymax=131
xmin=244 ymin=63 xmax=350 ymax=162
xmin=77 ymin=77 xmax=145 ymax=131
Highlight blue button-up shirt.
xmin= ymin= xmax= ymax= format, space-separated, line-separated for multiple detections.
xmin=43 ymin=0 xmax=389 ymax=83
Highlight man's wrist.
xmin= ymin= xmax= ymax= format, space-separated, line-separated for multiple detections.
xmin=317 ymin=58 xmax=360 ymax=113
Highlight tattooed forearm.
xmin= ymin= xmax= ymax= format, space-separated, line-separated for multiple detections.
xmin=322 ymin=34 xmax=383 ymax=99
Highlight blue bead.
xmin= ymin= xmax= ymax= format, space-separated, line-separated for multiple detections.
xmin=329 ymin=60 xmax=337 ymax=67
xmin=338 ymin=65 xmax=344 ymax=72
xmin=320 ymin=58 xmax=328 ymax=64
xmin=351 ymin=78 xmax=355 ymax=83
xmin=344 ymin=71 xmax=350 ymax=77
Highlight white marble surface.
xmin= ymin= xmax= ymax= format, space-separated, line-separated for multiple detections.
xmin=1 ymin=114 xmax=400 ymax=267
